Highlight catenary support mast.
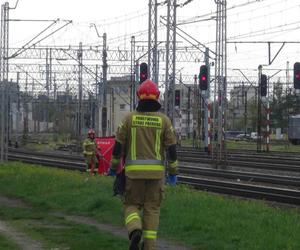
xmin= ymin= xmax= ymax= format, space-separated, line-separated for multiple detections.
xmin=0 ymin=2 xmax=9 ymax=162
xmin=148 ymin=0 xmax=158 ymax=84
xmin=165 ymin=0 xmax=177 ymax=123
xmin=214 ymin=0 xmax=227 ymax=166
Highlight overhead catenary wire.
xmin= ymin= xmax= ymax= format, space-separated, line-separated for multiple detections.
xmin=9 ymin=20 xmax=72 ymax=59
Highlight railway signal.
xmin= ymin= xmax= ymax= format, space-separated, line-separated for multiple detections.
xmin=175 ymin=89 xmax=180 ymax=107
xmin=139 ymin=62 xmax=148 ymax=84
xmin=260 ymin=74 xmax=267 ymax=97
xmin=199 ymin=65 xmax=208 ymax=90
xmin=294 ymin=62 xmax=300 ymax=89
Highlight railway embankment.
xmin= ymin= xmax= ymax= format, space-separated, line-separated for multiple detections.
xmin=0 ymin=162 xmax=300 ymax=250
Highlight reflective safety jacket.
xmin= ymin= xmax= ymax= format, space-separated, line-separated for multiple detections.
xmin=83 ymin=138 xmax=97 ymax=156
xmin=112 ymin=111 xmax=177 ymax=179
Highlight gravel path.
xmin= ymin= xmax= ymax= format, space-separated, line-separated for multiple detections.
xmin=0 ymin=220 xmax=44 ymax=250
xmin=0 ymin=195 xmax=192 ymax=250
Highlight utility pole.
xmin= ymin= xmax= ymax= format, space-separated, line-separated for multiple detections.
xmin=148 ymin=0 xmax=158 ymax=83
xmin=95 ymin=64 xmax=100 ymax=134
xmin=204 ymin=47 xmax=211 ymax=153
xmin=23 ymin=74 xmax=28 ymax=145
xmin=130 ymin=36 xmax=136 ymax=111
xmin=91 ymin=24 xmax=108 ymax=135
xmin=195 ymin=74 xmax=201 ymax=148
xmin=165 ymin=0 xmax=177 ymax=124
xmin=45 ymin=48 xmax=52 ymax=131
xmin=187 ymin=86 xmax=191 ymax=138
xmin=257 ymin=65 xmax=262 ymax=152
xmin=0 ymin=2 xmax=9 ymax=162
xmin=101 ymin=33 xmax=108 ymax=136
xmin=16 ymin=72 xmax=20 ymax=145
xmin=134 ymin=60 xmax=139 ymax=108
xmin=214 ymin=0 xmax=227 ymax=166
xmin=244 ymin=86 xmax=248 ymax=136
xmin=77 ymin=42 xmax=83 ymax=150
xmin=266 ymin=77 xmax=270 ymax=152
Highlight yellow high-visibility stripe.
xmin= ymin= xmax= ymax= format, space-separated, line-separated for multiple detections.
xmin=131 ymin=127 xmax=136 ymax=160
xmin=143 ymin=230 xmax=157 ymax=239
xmin=125 ymin=212 xmax=140 ymax=225
xmin=169 ymin=160 xmax=178 ymax=167
xmin=155 ymin=129 xmax=161 ymax=160
xmin=125 ymin=165 xmax=164 ymax=172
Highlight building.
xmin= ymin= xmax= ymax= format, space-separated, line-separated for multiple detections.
xmin=227 ymin=84 xmax=257 ymax=131
xmin=106 ymin=75 xmax=132 ymax=135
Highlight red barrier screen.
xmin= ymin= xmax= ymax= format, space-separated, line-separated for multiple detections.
xmin=95 ymin=136 xmax=124 ymax=174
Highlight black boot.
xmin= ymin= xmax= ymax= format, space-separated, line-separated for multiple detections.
xmin=129 ymin=229 xmax=142 ymax=250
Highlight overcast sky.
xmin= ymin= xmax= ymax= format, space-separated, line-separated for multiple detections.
xmin=2 ymin=0 xmax=300 ymax=86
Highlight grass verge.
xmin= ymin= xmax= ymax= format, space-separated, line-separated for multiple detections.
xmin=1 ymin=162 xmax=300 ymax=250
xmin=0 ymin=235 xmax=19 ymax=250
xmin=0 ymin=205 xmax=128 ymax=250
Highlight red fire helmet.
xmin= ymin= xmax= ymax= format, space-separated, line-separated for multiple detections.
xmin=88 ymin=129 xmax=95 ymax=138
xmin=136 ymin=79 xmax=160 ymax=101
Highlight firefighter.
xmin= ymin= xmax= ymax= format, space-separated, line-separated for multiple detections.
xmin=83 ymin=129 xmax=99 ymax=175
xmin=109 ymin=79 xmax=178 ymax=250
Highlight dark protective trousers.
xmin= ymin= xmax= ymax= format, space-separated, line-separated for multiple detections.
xmin=123 ymin=177 xmax=163 ymax=250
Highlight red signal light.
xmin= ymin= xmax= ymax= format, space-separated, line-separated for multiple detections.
xmin=294 ymin=62 xmax=300 ymax=89
xmin=199 ymin=65 xmax=208 ymax=90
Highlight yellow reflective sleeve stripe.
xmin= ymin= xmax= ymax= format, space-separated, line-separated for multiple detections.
xmin=125 ymin=212 xmax=140 ymax=225
xmin=132 ymin=115 xmax=162 ymax=128
xmin=83 ymin=151 xmax=94 ymax=155
xmin=143 ymin=230 xmax=157 ymax=239
xmin=111 ymin=158 xmax=119 ymax=164
xmin=126 ymin=165 xmax=164 ymax=172
xmin=131 ymin=127 xmax=136 ymax=160
xmin=169 ymin=160 xmax=178 ymax=167
xmin=83 ymin=140 xmax=95 ymax=146
xmin=155 ymin=129 xmax=162 ymax=160
xmin=170 ymin=125 xmax=174 ymax=133
xmin=118 ymin=122 xmax=123 ymax=129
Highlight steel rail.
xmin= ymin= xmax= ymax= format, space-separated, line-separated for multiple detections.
xmin=179 ymin=176 xmax=300 ymax=205
xmin=180 ymin=165 xmax=300 ymax=187
xmin=6 ymin=151 xmax=300 ymax=206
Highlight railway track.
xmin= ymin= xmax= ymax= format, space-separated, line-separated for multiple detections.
xmin=6 ymin=149 xmax=300 ymax=206
xmin=177 ymin=148 xmax=300 ymax=172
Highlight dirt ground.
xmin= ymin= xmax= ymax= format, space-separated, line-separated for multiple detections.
xmin=0 ymin=195 xmax=191 ymax=250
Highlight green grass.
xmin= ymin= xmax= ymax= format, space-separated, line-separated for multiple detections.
xmin=0 ymin=206 xmax=128 ymax=250
xmin=0 ymin=235 xmax=19 ymax=250
xmin=1 ymin=162 xmax=300 ymax=250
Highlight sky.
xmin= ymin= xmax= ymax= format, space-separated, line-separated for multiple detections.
xmin=2 ymin=0 xmax=300 ymax=93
